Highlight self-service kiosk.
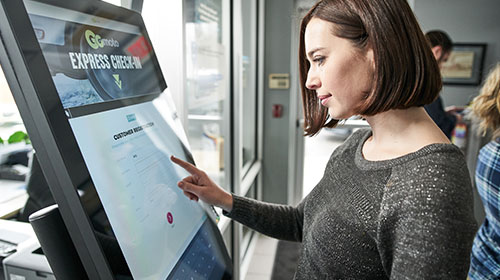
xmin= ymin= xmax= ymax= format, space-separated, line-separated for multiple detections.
xmin=0 ymin=0 xmax=233 ymax=279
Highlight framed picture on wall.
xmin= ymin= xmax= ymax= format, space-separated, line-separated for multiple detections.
xmin=441 ymin=43 xmax=487 ymax=86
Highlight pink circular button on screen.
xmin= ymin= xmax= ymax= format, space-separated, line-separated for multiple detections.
xmin=167 ymin=212 xmax=173 ymax=224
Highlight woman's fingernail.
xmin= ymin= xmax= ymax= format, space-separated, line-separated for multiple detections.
xmin=178 ymin=182 xmax=183 ymax=187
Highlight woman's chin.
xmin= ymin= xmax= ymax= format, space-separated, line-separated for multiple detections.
xmin=328 ymin=109 xmax=348 ymax=121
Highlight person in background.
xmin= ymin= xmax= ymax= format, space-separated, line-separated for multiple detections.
xmin=468 ymin=63 xmax=500 ymax=279
xmin=424 ymin=30 xmax=463 ymax=139
xmin=172 ymin=0 xmax=477 ymax=278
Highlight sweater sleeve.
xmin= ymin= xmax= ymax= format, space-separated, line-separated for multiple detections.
xmin=223 ymin=195 xmax=304 ymax=242
xmin=377 ymin=158 xmax=477 ymax=279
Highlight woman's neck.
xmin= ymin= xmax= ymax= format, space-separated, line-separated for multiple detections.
xmin=361 ymin=107 xmax=450 ymax=161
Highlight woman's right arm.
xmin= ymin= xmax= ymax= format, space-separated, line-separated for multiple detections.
xmin=171 ymin=155 xmax=304 ymax=242
xmin=226 ymin=195 xmax=304 ymax=242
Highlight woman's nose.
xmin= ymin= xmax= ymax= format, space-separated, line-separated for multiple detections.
xmin=305 ymin=70 xmax=320 ymax=90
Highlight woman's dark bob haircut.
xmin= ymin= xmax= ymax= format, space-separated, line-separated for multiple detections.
xmin=299 ymin=0 xmax=442 ymax=136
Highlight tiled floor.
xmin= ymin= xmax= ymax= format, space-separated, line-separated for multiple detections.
xmin=244 ymin=129 xmax=346 ymax=280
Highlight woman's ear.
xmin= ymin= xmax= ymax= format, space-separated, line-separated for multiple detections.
xmin=431 ymin=45 xmax=443 ymax=61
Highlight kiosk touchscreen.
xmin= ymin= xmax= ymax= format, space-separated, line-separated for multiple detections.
xmin=0 ymin=0 xmax=232 ymax=279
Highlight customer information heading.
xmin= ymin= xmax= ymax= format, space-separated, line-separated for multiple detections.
xmin=113 ymin=122 xmax=155 ymax=140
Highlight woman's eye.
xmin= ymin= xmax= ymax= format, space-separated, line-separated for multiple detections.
xmin=313 ymin=56 xmax=325 ymax=65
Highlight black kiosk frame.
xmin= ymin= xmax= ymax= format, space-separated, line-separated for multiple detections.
xmin=0 ymin=0 xmax=232 ymax=279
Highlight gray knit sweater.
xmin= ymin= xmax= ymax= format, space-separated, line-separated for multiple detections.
xmin=225 ymin=128 xmax=477 ymax=279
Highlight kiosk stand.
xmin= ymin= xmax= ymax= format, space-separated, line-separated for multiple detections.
xmin=28 ymin=204 xmax=86 ymax=279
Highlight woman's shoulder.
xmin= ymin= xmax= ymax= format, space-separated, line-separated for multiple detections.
xmin=391 ymin=143 xmax=468 ymax=183
xmin=384 ymin=144 xmax=472 ymax=209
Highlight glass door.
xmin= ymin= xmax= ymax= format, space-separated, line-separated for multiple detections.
xmin=181 ymin=0 xmax=263 ymax=278
xmin=184 ymin=0 xmax=231 ymax=192
xmin=233 ymin=0 xmax=262 ymax=274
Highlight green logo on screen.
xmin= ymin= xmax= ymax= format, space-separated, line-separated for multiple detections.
xmin=85 ymin=30 xmax=104 ymax=49
xmin=85 ymin=30 xmax=119 ymax=49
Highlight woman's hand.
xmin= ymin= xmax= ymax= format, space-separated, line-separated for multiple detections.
xmin=170 ymin=155 xmax=233 ymax=212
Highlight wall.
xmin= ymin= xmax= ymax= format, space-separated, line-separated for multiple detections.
xmin=413 ymin=0 xmax=500 ymax=107
xmin=262 ymin=0 xmax=294 ymax=204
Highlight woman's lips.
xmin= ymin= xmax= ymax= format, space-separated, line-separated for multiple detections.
xmin=318 ymin=94 xmax=332 ymax=106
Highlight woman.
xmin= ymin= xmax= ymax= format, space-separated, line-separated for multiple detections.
xmin=468 ymin=63 xmax=500 ymax=279
xmin=172 ymin=0 xmax=477 ymax=278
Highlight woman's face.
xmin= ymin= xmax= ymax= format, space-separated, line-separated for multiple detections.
xmin=304 ymin=18 xmax=375 ymax=120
